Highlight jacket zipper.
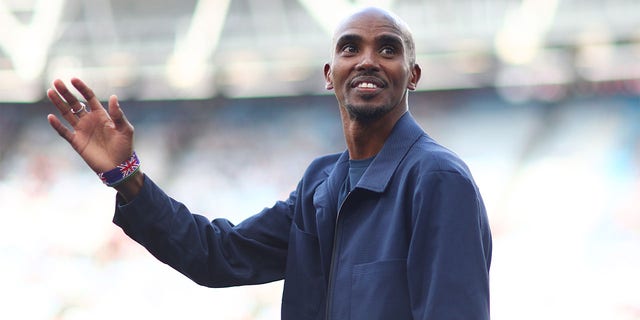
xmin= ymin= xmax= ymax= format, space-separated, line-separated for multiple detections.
xmin=325 ymin=191 xmax=351 ymax=320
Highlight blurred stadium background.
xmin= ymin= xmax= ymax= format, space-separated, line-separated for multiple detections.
xmin=0 ymin=0 xmax=639 ymax=319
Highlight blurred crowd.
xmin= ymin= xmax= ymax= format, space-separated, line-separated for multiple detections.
xmin=0 ymin=89 xmax=639 ymax=319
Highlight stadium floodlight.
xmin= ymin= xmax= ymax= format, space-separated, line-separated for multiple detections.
xmin=166 ymin=0 xmax=231 ymax=90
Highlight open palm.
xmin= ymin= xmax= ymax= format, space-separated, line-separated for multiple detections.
xmin=47 ymin=78 xmax=135 ymax=174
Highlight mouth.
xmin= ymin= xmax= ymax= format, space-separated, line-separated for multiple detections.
xmin=350 ymin=77 xmax=385 ymax=90
xmin=356 ymin=82 xmax=379 ymax=89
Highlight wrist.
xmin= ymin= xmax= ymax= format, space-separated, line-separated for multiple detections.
xmin=97 ymin=151 xmax=144 ymax=202
xmin=98 ymin=152 xmax=140 ymax=187
xmin=114 ymin=170 xmax=144 ymax=203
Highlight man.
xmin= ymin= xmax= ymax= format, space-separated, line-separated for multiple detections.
xmin=47 ymin=7 xmax=492 ymax=319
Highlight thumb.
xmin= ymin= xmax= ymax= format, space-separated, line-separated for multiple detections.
xmin=107 ymin=95 xmax=129 ymax=129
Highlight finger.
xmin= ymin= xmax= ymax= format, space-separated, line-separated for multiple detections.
xmin=108 ymin=95 xmax=128 ymax=130
xmin=47 ymin=87 xmax=78 ymax=126
xmin=52 ymin=79 xmax=86 ymax=114
xmin=70 ymin=77 xmax=104 ymax=113
xmin=71 ymin=102 xmax=89 ymax=117
xmin=47 ymin=114 xmax=74 ymax=143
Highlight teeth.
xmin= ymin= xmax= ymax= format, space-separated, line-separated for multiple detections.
xmin=357 ymin=82 xmax=378 ymax=88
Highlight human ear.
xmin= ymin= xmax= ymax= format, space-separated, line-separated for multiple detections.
xmin=407 ymin=63 xmax=421 ymax=91
xmin=324 ymin=63 xmax=334 ymax=90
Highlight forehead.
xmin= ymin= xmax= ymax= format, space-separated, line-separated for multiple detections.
xmin=333 ymin=11 xmax=404 ymax=42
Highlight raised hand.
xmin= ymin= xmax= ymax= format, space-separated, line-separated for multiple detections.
xmin=47 ymin=78 xmax=135 ymax=174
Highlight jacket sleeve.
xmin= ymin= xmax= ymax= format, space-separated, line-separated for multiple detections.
xmin=112 ymin=174 xmax=294 ymax=287
xmin=408 ymin=171 xmax=492 ymax=319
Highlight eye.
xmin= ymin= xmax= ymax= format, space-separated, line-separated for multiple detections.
xmin=341 ymin=44 xmax=358 ymax=55
xmin=380 ymin=46 xmax=397 ymax=56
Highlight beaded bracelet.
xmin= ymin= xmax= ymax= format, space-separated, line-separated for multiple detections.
xmin=97 ymin=152 xmax=141 ymax=187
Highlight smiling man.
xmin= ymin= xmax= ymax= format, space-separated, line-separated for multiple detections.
xmin=326 ymin=8 xmax=418 ymax=127
xmin=46 ymin=7 xmax=492 ymax=320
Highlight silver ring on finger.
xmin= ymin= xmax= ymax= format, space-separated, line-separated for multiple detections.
xmin=71 ymin=102 xmax=87 ymax=115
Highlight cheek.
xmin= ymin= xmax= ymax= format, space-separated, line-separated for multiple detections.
xmin=331 ymin=78 xmax=348 ymax=97
xmin=329 ymin=64 xmax=349 ymax=82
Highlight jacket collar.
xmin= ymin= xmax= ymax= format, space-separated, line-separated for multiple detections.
xmin=328 ymin=111 xmax=425 ymax=194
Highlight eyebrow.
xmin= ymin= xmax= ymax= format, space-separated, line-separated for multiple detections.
xmin=376 ymin=34 xmax=404 ymax=48
xmin=335 ymin=34 xmax=361 ymax=49
xmin=335 ymin=33 xmax=405 ymax=50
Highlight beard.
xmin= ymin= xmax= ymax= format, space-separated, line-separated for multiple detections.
xmin=344 ymin=102 xmax=394 ymax=123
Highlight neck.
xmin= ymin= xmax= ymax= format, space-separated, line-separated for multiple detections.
xmin=340 ymin=106 xmax=407 ymax=160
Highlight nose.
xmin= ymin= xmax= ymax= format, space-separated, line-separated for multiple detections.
xmin=355 ymin=49 xmax=380 ymax=71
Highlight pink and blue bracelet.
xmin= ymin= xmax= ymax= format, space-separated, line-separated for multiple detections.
xmin=97 ymin=152 xmax=141 ymax=187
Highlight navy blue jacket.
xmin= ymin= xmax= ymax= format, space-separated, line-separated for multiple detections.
xmin=113 ymin=112 xmax=492 ymax=319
